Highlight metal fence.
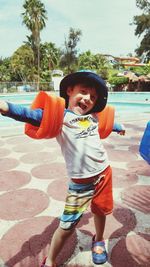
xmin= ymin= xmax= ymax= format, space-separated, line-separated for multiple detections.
xmin=0 ymin=81 xmax=54 ymax=94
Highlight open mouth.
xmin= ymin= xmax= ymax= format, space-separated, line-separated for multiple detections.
xmin=78 ymin=102 xmax=87 ymax=111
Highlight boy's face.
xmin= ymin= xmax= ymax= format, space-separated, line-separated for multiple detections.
xmin=67 ymin=84 xmax=98 ymax=115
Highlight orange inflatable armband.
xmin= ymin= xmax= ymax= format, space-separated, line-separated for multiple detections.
xmin=25 ymin=91 xmax=114 ymax=139
xmin=97 ymin=105 xmax=115 ymax=139
xmin=25 ymin=91 xmax=65 ymax=139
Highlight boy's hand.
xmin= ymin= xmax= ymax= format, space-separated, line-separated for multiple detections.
xmin=0 ymin=100 xmax=9 ymax=114
xmin=113 ymin=122 xmax=126 ymax=136
xmin=117 ymin=129 xmax=125 ymax=136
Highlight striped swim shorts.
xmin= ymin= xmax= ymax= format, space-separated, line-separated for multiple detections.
xmin=60 ymin=166 xmax=113 ymax=230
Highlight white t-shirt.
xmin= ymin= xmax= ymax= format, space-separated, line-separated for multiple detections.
xmin=56 ymin=110 xmax=109 ymax=179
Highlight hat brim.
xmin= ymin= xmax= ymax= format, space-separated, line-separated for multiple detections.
xmin=60 ymin=71 xmax=108 ymax=113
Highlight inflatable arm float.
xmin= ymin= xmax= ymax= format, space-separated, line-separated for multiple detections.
xmin=25 ymin=91 xmax=65 ymax=139
xmin=25 ymin=91 xmax=115 ymax=139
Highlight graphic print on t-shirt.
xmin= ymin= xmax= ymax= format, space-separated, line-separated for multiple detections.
xmin=75 ymin=116 xmax=97 ymax=138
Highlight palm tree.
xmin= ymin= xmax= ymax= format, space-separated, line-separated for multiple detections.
xmin=60 ymin=27 xmax=82 ymax=73
xmin=134 ymin=0 xmax=150 ymax=62
xmin=40 ymin=42 xmax=61 ymax=71
xmin=22 ymin=0 xmax=47 ymax=87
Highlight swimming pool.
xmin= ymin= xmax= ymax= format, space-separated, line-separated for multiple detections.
xmin=1 ymin=91 xmax=150 ymax=103
xmin=0 ymin=92 xmax=36 ymax=104
xmin=0 ymin=92 xmax=150 ymax=127
xmin=108 ymin=92 xmax=150 ymax=103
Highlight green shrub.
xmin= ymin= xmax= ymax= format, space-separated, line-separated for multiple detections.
xmin=108 ymin=76 xmax=128 ymax=86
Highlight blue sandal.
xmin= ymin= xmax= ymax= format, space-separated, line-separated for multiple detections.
xmin=92 ymin=236 xmax=108 ymax=265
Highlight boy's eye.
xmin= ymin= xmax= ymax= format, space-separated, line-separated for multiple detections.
xmin=81 ymin=89 xmax=86 ymax=94
xmin=91 ymin=95 xmax=96 ymax=101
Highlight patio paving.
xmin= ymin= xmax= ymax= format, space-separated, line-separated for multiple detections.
xmin=0 ymin=112 xmax=150 ymax=267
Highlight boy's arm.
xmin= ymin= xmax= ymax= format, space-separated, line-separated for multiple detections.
xmin=113 ymin=122 xmax=126 ymax=135
xmin=0 ymin=101 xmax=43 ymax=126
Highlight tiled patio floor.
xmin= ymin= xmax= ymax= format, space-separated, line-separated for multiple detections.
xmin=0 ymin=112 xmax=150 ymax=267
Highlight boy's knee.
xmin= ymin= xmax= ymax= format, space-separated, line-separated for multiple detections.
xmin=60 ymin=218 xmax=80 ymax=230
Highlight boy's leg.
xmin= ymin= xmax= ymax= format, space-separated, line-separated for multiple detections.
xmin=91 ymin=166 xmax=113 ymax=264
xmin=45 ymin=226 xmax=74 ymax=266
xmin=92 ymin=214 xmax=107 ymax=265
xmin=92 ymin=214 xmax=107 ymax=264
xmin=44 ymin=181 xmax=93 ymax=266
xmin=93 ymin=213 xmax=106 ymax=241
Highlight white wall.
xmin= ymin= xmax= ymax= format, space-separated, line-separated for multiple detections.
xmin=52 ymin=76 xmax=64 ymax=91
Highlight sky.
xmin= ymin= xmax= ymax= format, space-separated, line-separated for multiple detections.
xmin=0 ymin=0 xmax=142 ymax=58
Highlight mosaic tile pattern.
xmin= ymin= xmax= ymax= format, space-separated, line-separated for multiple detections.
xmin=0 ymin=116 xmax=150 ymax=267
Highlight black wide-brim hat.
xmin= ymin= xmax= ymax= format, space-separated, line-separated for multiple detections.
xmin=60 ymin=71 xmax=108 ymax=113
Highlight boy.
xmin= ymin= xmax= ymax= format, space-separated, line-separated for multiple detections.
xmin=0 ymin=71 xmax=125 ymax=267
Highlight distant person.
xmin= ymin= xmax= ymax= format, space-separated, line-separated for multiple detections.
xmin=0 ymin=70 xmax=125 ymax=267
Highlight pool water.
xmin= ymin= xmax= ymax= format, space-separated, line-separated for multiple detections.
xmin=1 ymin=91 xmax=150 ymax=104
xmin=0 ymin=92 xmax=36 ymax=104
xmin=108 ymin=92 xmax=150 ymax=102
xmin=109 ymin=101 xmax=150 ymax=114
